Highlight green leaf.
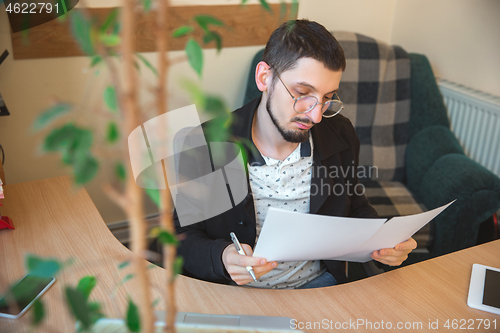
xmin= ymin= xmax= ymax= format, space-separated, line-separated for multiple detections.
xmin=234 ymin=138 xmax=253 ymax=166
xmin=77 ymin=276 xmax=97 ymax=300
xmin=126 ymin=299 xmax=140 ymax=332
xmin=150 ymin=226 xmax=161 ymax=237
xmin=142 ymin=0 xmax=152 ymax=12
xmin=33 ymin=103 xmax=72 ymax=130
xmin=205 ymin=115 xmax=231 ymax=143
xmin=118 ymin=260 xmax=130 ymax=270
xmin=153 ymin=228 xmax=179 ymax=246
xmin=70 ymin=11 xmax=94 ymax=55
xmin=43 ymin=124 xmax=78 ymax=153
xmin=42 ymin=124 xmax=99 ymax=185
xmin=88 ymin=301 xmax=105 ymax=324
xmin=285 ymin=19 xmax=297 ymax=31
xmin=99 ymin=33 xmax=121 ymax=47
xmin=118 ymin=273 xmax=135 ymax=287
xmin=259 ymin=0 xmax=272 ymax=13
xmin=115 ymin=162 xmax=126 ymax=183
xmin=145 ymin=188 xmax=160 ymax=207
xmin=73 ymin=154 xmax=99 ymax=185
xmin=57 ymin=12 xmax=69 ymax=23
xmin=106 ymin=121 xmax=119 ymax=144
xmin=173 ymin=256 xmax=184 ymax=278
xmin=136 ymin=53 xmax=158 ymax=77
xmin=172 ymin=25 xmax=194 ymax=38
xmin=185 ymin=38 xmax=203 ymax=77
xmin=88 ymin=301 xmax=101 ymax=313
xmin=90 ymin=55 xmax=102 ymax=67
xmin=290 ymin=0 xmax=299 ymax=19
xmin=32 ymin=299 xmax=44 ymax=326
xmin=193 ymin=15 xmax=224 ymax=33
xmin=151 ymin=298 xmax=160 ymax=307
xmin=59 ymin=0 xmax=68 ymax=13
xmin=66 ymin=287 xmax=92 ymax=329
xmin=279 ymin=1 xmax=287 ymax=22
xmin=100 ymin=8 xmax=119 ymax=33
xmin=180 ymin=79 xmax=205 ymax=108
xmin=203 ymin=31 xmax=222 ymax=53
xmin=203 ymin=95 xmax=231 ymax=143
xmin=26 ymin=255 xmax=61 ymax=278
xmin=43 ymin=124 xmax=93 ymax=168
xmin=43 ymin=124 xmax=86 ymax=152
xmin=103 ymin=86 xmax=118 ymax=112
xmin=204 ymin=95 xmax=228 ymax=116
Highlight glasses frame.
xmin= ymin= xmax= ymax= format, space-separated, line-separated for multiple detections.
xmin=270 ymin=66 xmax=344 ymax=118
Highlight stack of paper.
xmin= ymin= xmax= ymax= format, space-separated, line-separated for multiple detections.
xmin=253 ymin=201 xmax=454 ymax=263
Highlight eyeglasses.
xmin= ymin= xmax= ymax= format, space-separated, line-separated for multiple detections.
xmin=270 ymin=66 xmax=344 ymax=118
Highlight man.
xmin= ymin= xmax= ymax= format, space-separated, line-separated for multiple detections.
xmin=174 ymin=20 xmax=416 ymax=288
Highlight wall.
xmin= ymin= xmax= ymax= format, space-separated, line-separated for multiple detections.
xmin=0 ymin=0 xmax=396 ymax=224
xmin=390 ymin=0 xmax=500 ymax=97
xmin=299 ymin=0 xmax=396 ymax=43
xmin=1 ymin=0 xmax=498 ymax=223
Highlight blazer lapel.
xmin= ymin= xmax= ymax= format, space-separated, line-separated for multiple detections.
xmin=309 ymin=119 xmax=350 ymax=214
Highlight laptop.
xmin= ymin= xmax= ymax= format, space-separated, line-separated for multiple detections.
xmin=159 ymin=311 xmax=295 ymax=330
xmin=86 ymin=312 xmax=299 ymax=332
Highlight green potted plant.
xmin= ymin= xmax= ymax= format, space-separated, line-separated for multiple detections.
xmin=7 ymin=0 xmax=298 ymax=332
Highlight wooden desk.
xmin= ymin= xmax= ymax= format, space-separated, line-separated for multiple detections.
xmin=1 ymin=177 xmax=499 ymax=332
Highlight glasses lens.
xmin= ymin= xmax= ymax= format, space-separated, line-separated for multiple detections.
xmin=294 ymin=96 xmax=318 ymax=113
xmin=323 ymin=101 xmax=343 ymax=117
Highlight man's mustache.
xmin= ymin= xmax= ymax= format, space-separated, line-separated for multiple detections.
xmin=291 ymin=117 xmax=314 ymax=126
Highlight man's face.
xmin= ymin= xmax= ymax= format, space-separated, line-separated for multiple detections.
xmin=265 ymin=57 xmax=343 ymax=143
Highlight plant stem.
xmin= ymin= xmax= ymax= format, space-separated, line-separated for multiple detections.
xmin=122 ymin=0 xmax=154 ymax=332
xmin=155 ymin=1 xmax=178 ymax=333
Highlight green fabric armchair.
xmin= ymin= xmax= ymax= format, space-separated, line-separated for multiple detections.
xmin=406 ymin=53 xmax=500 ymax=259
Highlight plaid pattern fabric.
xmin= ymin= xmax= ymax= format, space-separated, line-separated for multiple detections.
xmin=332 ymin=31 xmax=411 ymax=182
xmin=362 ymin=180 xmax=431 ymax=251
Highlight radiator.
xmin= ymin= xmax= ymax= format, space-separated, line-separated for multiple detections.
xmin=438 ymin=79 xmax=500 ymax=178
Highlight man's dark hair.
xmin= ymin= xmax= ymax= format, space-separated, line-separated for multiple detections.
xmin=262 ymin=19 xmax=346 ymax=83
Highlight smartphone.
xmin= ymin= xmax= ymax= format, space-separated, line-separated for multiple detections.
xmin=0 ymin=274 xmax=56 ymax=319
xmin=467 ymin=264 xmax=500 ymax=315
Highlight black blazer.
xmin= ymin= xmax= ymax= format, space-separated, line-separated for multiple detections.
xmin=174 ymin=96 xmax=378 ymax=285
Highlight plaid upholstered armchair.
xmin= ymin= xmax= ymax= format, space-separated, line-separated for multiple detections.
xmin=243 ymin=31 xmax=500 ymax=267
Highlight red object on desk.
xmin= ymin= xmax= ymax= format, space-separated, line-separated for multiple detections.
xmin=0 ymin=216 xmax=14 ymax=230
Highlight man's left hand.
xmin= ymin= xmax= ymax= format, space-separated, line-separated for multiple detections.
xmin=371 ymin=237 xmax=417 ymax=266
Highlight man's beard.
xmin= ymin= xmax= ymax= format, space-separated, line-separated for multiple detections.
xmin=266 ymin=92 xmax=311 ymax=143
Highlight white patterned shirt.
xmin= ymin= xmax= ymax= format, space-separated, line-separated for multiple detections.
xmin=246 ymin=134 xmax=326 ymax=289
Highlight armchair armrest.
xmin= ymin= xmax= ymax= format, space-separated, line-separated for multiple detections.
xmin=406 ymin=125 xmax=464 ymax=194
xmin=414 ymin=153 xmax=500 ymax=255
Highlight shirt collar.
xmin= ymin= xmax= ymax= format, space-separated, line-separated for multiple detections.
xmin=249 ymin=134 xmax=312 ymax=167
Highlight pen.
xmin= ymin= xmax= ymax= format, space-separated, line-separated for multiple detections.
xmin=230 ymin=232 xmax=258 ymax=282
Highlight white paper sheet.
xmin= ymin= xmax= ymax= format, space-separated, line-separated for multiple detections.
xmin=253 ymin=201 xmax=455 ymax=263
xmin=252 ymin=208 xmax=387 ymax=261
xmin=334 ymin=200 xmax=455 ymax=262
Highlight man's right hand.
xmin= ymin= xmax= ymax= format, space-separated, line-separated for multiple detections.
xmin=222 ymin=244 xmax=277 ymax=285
